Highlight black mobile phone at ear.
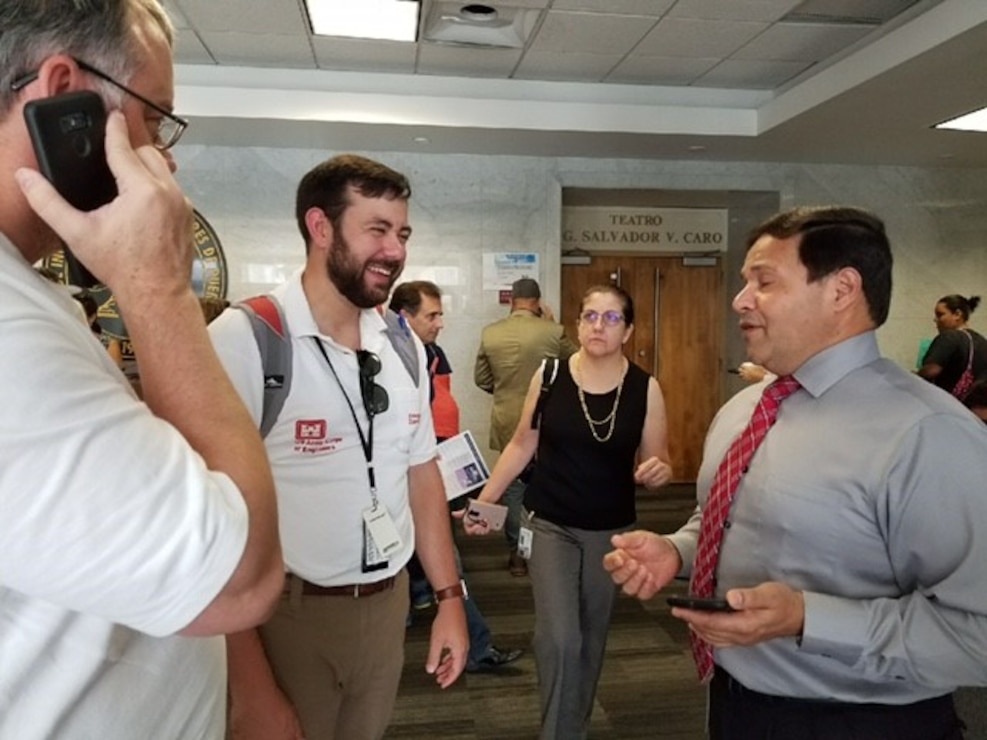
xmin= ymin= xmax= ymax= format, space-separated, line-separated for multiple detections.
xmin=24 ymin=91 xmax=117 ymax=287
xmin=666 ymin=596 xmax=736 ymax=612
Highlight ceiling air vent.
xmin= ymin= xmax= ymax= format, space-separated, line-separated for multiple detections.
xmin=422 ymin=2 xmax=538 ymax=48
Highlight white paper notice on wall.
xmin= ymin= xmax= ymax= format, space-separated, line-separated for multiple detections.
xmin=482 ymin=252 xmax=539 ymax=291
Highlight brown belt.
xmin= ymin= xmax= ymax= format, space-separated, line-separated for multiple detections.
xmin=289 ymin=573 xmax=396 ymax=598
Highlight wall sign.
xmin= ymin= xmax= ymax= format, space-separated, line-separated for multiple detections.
xmin=482 ymin=252 xmax=539 ymax=301
xmin=562 ymin=206 xmax=728 ymax=253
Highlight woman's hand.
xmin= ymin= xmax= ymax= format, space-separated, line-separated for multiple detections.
xmin=634 ymin=456 xmax=672 ymax=490
xmin=453 ymin=506 xmax=492 ymax=537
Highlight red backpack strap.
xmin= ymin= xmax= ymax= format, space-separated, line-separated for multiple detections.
xmin=234 ymin=295 xmax=291 ymax=438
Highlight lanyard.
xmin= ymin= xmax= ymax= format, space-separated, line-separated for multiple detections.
xmin=313 ymin=338 xmax=378 ymax=508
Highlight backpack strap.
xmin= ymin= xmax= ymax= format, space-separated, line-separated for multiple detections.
xmin=531 ymin=357 xmax=560 ymax=429
xmin=382 ymin=309 xmax=420 ymax=388
xmin=235 ymin=295 xmax=291 ymax=439
xmin=235 ymin=300 xmax=418 ymax=439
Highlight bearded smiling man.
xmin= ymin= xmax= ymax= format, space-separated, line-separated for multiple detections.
xmin=209 ymin=154 xmax=468 ymax=740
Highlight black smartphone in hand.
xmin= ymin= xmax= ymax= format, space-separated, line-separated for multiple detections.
xmin=666 ymin=596 xmax=736 ymax=612
xmin=24 ymin=91 xmax=117 ymax=287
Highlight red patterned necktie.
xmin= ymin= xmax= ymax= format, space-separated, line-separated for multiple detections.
xmin=688 ymin=375 xmax=801 ymax=682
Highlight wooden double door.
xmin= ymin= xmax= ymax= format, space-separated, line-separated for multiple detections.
xmin=561 ymin=254 xmax=724 ymax=481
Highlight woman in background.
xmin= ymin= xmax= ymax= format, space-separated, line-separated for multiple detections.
xmin=466 ymin=284 xmax=672 ymax=740
xmin=918 ymin=294 xmax=987 ymax=400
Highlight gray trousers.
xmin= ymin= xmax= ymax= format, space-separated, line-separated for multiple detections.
xmin=526 ymin=510 xmax=627 ymax=740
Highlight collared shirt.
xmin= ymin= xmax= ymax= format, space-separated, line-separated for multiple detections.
xmin=668 ymin=331 xmax=987 ymax=703
xmin=209 ymin=269 xmax=435 ymax=585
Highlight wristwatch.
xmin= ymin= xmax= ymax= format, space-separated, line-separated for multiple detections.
xmin=434 ymin=579 xmax=469 ymax=602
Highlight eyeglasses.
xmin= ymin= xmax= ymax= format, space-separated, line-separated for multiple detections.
xmin=580 ymin=310 xmax=624 ymax=327
xmin=357 ymin=350 xmax=389 ymax=417
xmin=11 ymin=57 xmax=188 ymax=150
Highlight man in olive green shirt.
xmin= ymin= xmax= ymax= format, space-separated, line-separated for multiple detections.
xmin=474 ymin=278 xmax=577 ymax=575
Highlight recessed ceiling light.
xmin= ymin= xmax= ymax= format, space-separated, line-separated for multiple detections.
xmin=935 ymin=107 xmax=987 ymax=133
xmin=306 ymin=0 xmax=420 ymax=42
xmin=688 ymin=145 xmax=706 ymax=152
xmin=413 ymin=136 xmax=430 ymax=143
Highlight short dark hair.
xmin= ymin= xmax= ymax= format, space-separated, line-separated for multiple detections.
xmin=511 ymin=278 xmax=541 ymax=300
xmin=747 ymin=206 xmax=893 ymax=326
xmin=580 ymin=284 xmax=635 ymax=326
xmin=389 ymin=280 xmax=441 ymax=315
xmin=295 ymin=154 xmax=411 ymax=252
xmin=937 ymin=294 xmax=981 ymax=322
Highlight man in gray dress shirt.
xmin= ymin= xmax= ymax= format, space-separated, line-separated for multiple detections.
xmin=605 ymin=206 xmax=986 ymax=739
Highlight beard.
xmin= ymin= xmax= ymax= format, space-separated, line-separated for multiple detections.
xmin=326 ymin=232 xmax=403 ymax=309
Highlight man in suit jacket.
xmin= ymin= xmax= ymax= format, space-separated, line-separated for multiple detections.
xmin=474 ymin=278 xmax=577 ymax=575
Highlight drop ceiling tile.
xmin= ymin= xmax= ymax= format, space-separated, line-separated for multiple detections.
xmin=607 ymin=55 xmax=719 ymax=85
xmin=527 ymin=10 xmax=657 ymax=54
xmin=514 ymin=50 xmax=624 ymax=82
xmin=636 ymin=18 xmax=768 ymax=58
xmin=312 ymin=37 xmax=416 ymax=73
xmin=667 ymin=0 xmax=802 ymax=23
xmin=174 ymin=29 xmax=215 ymax=64
xmin=160 ymin=0 xmax=190 ymax=29
xmin=177 ymin=0 xmax=308 ymax=34
xmin=199 ymin=32 xmax=316 ymax=67
xmin=696 ymin=58 xmax=812 ymax=88
xmin=787 ymin=0 xmax=926 ymax=23
xmin=417 ymin=44 xmax=523 ymax=78
xmin=550 ymin=0 xmax=674 ymax=15
xmin=490 ymin=0 xmax=552 ymax=7
xmin=733 ymin=22 xmax=874 ymax=61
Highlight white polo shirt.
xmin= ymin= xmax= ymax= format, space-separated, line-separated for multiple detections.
xmin=209 ymin=269 xmax=436 ymax=585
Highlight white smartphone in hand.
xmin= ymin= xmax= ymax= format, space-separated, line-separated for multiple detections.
xmin=465 ymin=499 xmax=508 ymax=531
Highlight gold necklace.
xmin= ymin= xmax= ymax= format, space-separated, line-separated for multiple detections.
xmin=573 ymin=353 xmax=626 ymax=443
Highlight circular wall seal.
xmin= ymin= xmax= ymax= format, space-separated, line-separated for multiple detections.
xmin=41 ymin=208 xmax=228 ymax=363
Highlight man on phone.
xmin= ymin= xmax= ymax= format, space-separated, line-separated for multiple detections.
xmin=0 ymin=2 xmax=282 ymax=737
xmin=605 ymin=207 xmax=987 ymax=739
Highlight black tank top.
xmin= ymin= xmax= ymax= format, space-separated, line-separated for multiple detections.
xmin=525 ymin=359 xmax=650 ymax=530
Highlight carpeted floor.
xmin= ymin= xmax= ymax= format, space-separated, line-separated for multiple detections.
xmin=386 ymin=484 xmax=706 ymax=739
xmin=386 ymin=483 xmax=987 ymax=738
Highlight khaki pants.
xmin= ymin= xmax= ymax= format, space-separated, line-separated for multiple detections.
xmin=258 ymin=570 xmax=409 ymax=740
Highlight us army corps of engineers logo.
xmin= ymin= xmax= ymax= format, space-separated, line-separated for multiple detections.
xmin=43 ymin=209 xmax=228 ymax=364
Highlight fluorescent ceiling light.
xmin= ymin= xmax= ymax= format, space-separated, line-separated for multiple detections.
xmin=936 ymin=107 xmax=987 ymax=133
xmin=306 ymin=0 xmax=420 ymax=42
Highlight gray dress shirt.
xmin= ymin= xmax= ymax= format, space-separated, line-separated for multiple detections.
xmin=667 ymin=331 xmax=987 ymax=704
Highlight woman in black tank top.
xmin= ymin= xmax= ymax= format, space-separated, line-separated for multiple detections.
xmin=464 ymin=285 xmax=673 ymax=740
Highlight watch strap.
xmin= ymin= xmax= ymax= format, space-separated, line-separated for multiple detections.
xmin=434 ymin=579 xmax=468 ymax=602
